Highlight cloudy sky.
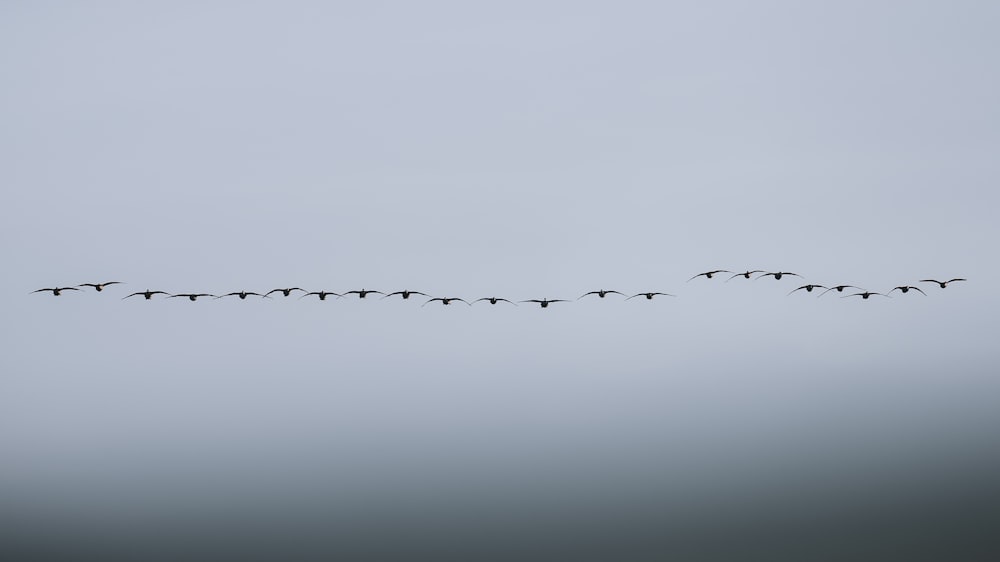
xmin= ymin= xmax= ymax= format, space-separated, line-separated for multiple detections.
xmin=2 ymin=1 xmax=998 ymax=559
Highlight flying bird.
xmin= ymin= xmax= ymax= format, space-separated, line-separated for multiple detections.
xmin=888 ymin=286 xmax=926 ymax=296
xmin=472 ymin=297 xmax=516 ymax=306
xmin=78 ymin=281 xmax=123 ymax=292
xmin=688 ymin=270 xmax=731 ymax=282
xmin=920 ymin=278 xmax=966 ymax=289
xmin=842 ymin=292 xmax=890 ymax=300
xmin=787 ymin=284 xmax=827 ymax=295
xmin=520 ymin=298 xmax=569 ymax=308
xmin=265 ymin=287 xmax=305 ymax=297
xmin=756 ymin=271 xmax=802 ymax=281
xmin=31 ymin=287 xmax=80 ymax=296
xmin=726 ymin=270 xmax=765 ymax=281
xmin=123 ymin=290 xmax=169 ymax=300
xmin=343 ymin=289 xmax=384 ymax=299
xmin=578 ymin=290 xmax=625 ymax=300
xmin=626 ymin=292 xmax=675 ymax=300
xmin=382 ymin=290 xmax=429 ymax=300
xmin=423 ymin=297 xmax=470 ymax=307
xmin=300 ymin=291 xmax=341 ymax=301
xmin=817 ymin=285 xmax=861 ymax=297
xmin=215 ymin=291 xmax=269 ymax=300
xmin=167 ymin=293 xmax=215 ymax=301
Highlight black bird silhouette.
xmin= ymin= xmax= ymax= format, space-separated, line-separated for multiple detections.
xmin=726 ymin=270 xmax=765 ymax=281
xmin=842 ymin=292 xmax=890 ymax=300
xmin=78 ymin=281 xmax=123 ymax=292
xmin=578 ymin=289 xmax=625 ymax=300
xmin=32 ymin=287 xmax=80 ymax=296
xmin=423 ymin=297 xmax=470 ymax=307
xmin=300 ymin=291 xmax=341 ymax=301
xmin=920 ymin=278 xmax=966 ymax=289
xmin=817 ymin=285 xmax=861 ymax=297
xmin=123 ymin=290 xmax=169 ymax=300
xmin=520 ymin=298 xmax=569 ymax=308
xmin=265 ymin=287 xmax=305 ymax=297
xmin=472 ymin=297 xmax=516 ymax=306
xmin=626 ymin=292 xmax=675 ymax=300
xmin=756 ymin=271 xmax=802 ymax=281
xmin=382 ymin=290 xmax=429 ymax=300
xmin=216 ymin=291 xmax=269 ymax=300
xmin=787 ymin=284 xmax=827 ymax=295
xmin=167 ymin=293 xmax=215 ymax=301
xmin=688 ymin=270 xmax=731 ymax=282
xmin=888 ymin=286 xmax=926 ymax=296
xmin=343 ymin=289 xmax=384 ymax=299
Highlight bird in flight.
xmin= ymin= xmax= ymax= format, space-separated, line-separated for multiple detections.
xmin=423 ymin=297 xmax=470 ymax=307
xmin=78 ymin=281 xmax=123 ymax=292
xmin=123 ymin=290 xmax=169 ymax=300
xmin=817 ymin=285 xmax=861 ymax=297
xmin=756 ymin=271 xmax=802 ymax=281
xmin=726 ymin=270 xmax=765 ymax=281
xmin=343 ymin=289 xmax=384 ymax=299
xmin=688 ymin=270 xmax=731 ymax=282
xmin=382 ymin=290 xmax=429 ymax=300
xmin=167 ymin=293 xmax=215 ymax=301
xmin=265 ymin=287 xmax=305 ymax=297
xmin=626 ymin=292 xmax=675 ymax=300
xmin=842 ymin=292 xmax=890 ymax=300
xmin=32 ymin=287 xmax=80 ymax=296
xmin=300 ymin=291 xmax=341 ymax=301
xmin=215 ymin=291 xmax=269 ymax=300
xmin=472 ymin=297 xmax=516 ymax=306
xmin=920 ymin=278 xmax=966 ymax=289
xmin=888 ymin=285 xmax=926 ymax=296
xmin=788 ymin=284 xmax=827 ymax=295
xmin=520 ymin=298 xmax=569 ymax=308
xmin=578 ymin=289 xmax=625 ymax=300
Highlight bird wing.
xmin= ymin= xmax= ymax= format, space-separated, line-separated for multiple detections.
xmin=913 ymin=287 xmax=927 ymax=295
xmin=947 ymin=278 xmax=967 ymax=284
xmin=919 ymin=279 xmax=942 ymax=284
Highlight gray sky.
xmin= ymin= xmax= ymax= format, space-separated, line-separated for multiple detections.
xmin=2 ymin=1 xmax=998 ymax=558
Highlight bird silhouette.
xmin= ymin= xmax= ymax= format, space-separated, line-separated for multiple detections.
xmin=216 ymin=291 xmax=269 ymax=300
xmin=32 ymin=287 xmax=80 ymax=296
xmin=817 ymin=285 xmax=861 ymax=297
xmin=382 ymin=290 xmax=429 ymax=300
xmin=888 ymin=286 xmax=926 ymax=296
xmin=520 ymin=298 xmax=569 ymax=308
xmin=756 ymin=271 xmax=802 ymax=281
xmin=265 ymin=287 xmax=305 ymax=297
xmin=625 ymin=292 xmax=675 ymax=300
xmin=787 ymin=284 xmax=827 ymax=295
xmin=920 ymin=278 xmax=966 ymax=289
xmin=299 ymin=291 xmax=341 ymax=301
xmin=842 ymin=292 xmax=890 ymax=300
xmin=123 ymin=290 xmax=169 ymax=300
xmin=578 ymin=289 xmax=625 ymax=300
xmin=343 ymin=289 xmax=384 ymax=299
xmin=423 ymin=297 xmax=470 ymax=307
xmin=726 ymin=270 xmax=765 ymax=281
xmin=472 ymin=297 xmax=516 ymax=306
xmin=167 ymin=293 xmax=215 ymax=301
xmin=78 ymin=281 xmax=123 ymax=292
xmin=688 ymin=270 xmax=731 ymax=282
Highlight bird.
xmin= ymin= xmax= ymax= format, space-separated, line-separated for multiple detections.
xmin=31 ymin=287 xmax=80 ymax=296
xmin=472 ymin=297 xmax=516 ymax=306
xmin=123 ymin=290 xmax=169 ymax=300
xmin=520 ymin=298 xmax=569 ymax=308
xmin=167 ymin=293 xmax=215 ymax=301
xmin=787 ymin=284 xmax=827 ymax=295
xmin=299 ymin=291 xmax=341 ymax=301
xmin=817 ymin=285 xmax=861 ymax=297
xmin=78 ymin=281 xmax=123 ymax=292
xmin=842 ymin=292 xmax=890 ymax=300
xmin=726 ymin=270 xmax=765 ymax=281
xmin=381 ymin=290 xmax=429 ymax=300
xmin=215 ymin=291 xmax=269 ymax=300
xmin=265 ymin=287 xmax=305 ymax=297
xmin=423 ymin=297 xmax=470 ymax=307
xmin=756 ymin=271 xmax=802 ymax=281
xmin=920 ymin=278 xmax=966 ymax=289
xmin=343 ymin=289 xmax=384 ymax=299
xmin=577 ymin=289 xmax=625 ymax=300
xmin=625 ymin=292 xmax=675 ymax=300
xmin=888 ymin=286 xmax=927 ymax=296
xmin=688 ymin=270 xmax=731 ymax=282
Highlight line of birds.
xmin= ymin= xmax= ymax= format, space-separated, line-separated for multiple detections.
xmin=30 ymin=273 xmax=967 ymax=306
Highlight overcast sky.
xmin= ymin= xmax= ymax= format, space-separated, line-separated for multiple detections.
xmin=2 ymin=1 xmax=998 ymax=558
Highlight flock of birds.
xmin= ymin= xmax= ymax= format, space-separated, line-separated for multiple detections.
xmin=30 ymin=272 xmax=967 ymax=306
